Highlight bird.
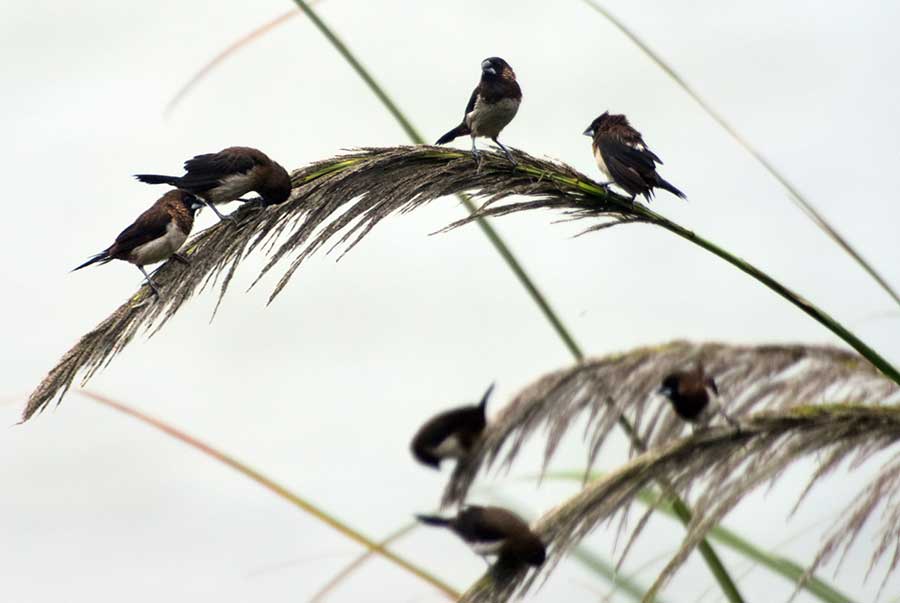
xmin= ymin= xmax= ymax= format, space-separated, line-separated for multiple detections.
xmin=134 ymin=146 xmax=292 ymax=222
xmin=436 ymin=57 xmax=522 ymax=165
xmin=72 ymin=189 xmax=203 ymax=298
xmin=583 ymin=112 xmax=686 ymax=202
xmin=657 ymin=365 xmax=738 ymax=429
xmin=410 ymin=383 xmax=493 ymax=469
xmin=416 ymin=505 xmax=545 ymax=568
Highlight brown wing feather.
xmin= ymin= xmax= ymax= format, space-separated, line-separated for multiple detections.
xmin=107 ymin=198 xmax=173 ymax=259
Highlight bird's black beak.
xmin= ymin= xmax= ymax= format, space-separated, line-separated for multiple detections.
xmin=583 ymin=127 xmax=594 ymax=138
xmin=481 ymin=60 xmax=496 ymax=75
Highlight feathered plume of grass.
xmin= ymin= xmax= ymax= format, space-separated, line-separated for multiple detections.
xmin=443 ymin=340 xmax=900 ymax=506
xmin=21 ymin=147 xmax=898 ymax=421
xmin=458 ymin=404 xmax=900 ymax=603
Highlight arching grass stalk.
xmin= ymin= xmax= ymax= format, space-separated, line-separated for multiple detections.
xmin=579 ymin=0 xmax=900 ymax=308
xmin=287 ymin=1 xmax=744 ymax=600
xmin=78 ymin=389 xmax=460 ymax=601
xmin=512 ymin=163 xmax=900 ymax=384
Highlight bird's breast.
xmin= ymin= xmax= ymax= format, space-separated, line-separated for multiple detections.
xmin=466 ymin=97 xmax=520 ymax=138
xmin=468 ymin=539 xmax=506 ymax=556
xmin=128 ymin=221 xmax=187 ymax=266
xmin=207 ymin=171 xmax=256 ymax=204
xmin=593 ymin=145 xmax=611 ymax=178
xmin=430 ymin=434 xmax=467 ymax=459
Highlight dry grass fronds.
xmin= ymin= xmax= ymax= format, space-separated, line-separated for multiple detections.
xmin=21 ymin=147 xmax=897 ymax=422
xmin=459 ymin=405 xmax=900 ymax=603
xmin=443 ymin=341 xmax=899 ymax=507
xmin=21 ymin=146 xmax=638 ymax=422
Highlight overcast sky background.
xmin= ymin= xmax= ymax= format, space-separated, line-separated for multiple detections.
xmin=2 ymin=1 xmax=899 ymax=601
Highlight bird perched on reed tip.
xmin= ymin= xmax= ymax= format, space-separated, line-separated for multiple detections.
xmin=72 ymin=189 xmax=204 ymax=298
xmin=436 ymin=57 xmax=522 ymax=165
xmin=410 ymin=383 xmax=493 ymax=469
xmin=135 ymin=146 xmax=292 ymax=222
xmin=658 ymin=365 xmax=738 ymax=429
xmin=583 ymin=112 xmax=685 ymax=202
xmin=416 ymin=505 xmax=545 ymax=568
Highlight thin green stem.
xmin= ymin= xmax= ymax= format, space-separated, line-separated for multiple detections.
xmin=289 ymin=0 xmax=583 ymax=360
xmin=516 ymin=163 xmax=900 ymax=385
xmin=287 ymin=3 xmax=745 ymax=599
xmin=579 ymin=0 xmax=900 ymax=308
xmin=79 ymin=390 xmax=460 ymax=601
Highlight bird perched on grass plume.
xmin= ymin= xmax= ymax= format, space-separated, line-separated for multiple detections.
xmin=436 ymin=57 xmax=522 ymax=165
xmin=72 ymin=189 xmax=203 ymax=297
xmin=410 ymin=383 xmax=493 ymax=469
xmin=658 ymin=365 xmax=738 ymax=429
xmin=135 ymin=146 xmax=292 ymax=222
xmin=583 ymin=112 xmax=685 ymax=202
xmin=416 ymin=505 xmax=545 ymax=568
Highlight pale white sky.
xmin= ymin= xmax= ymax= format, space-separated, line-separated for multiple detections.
xmin=2 ymin=1 xmax=899 ymax=601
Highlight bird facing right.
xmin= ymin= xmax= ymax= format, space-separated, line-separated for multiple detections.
xmin=583 ymin=112 xmax=686 ymax=202
xmin=135 ymin=146 xmax=292 ymax=222
xmin=416 ymin=505 xmax=546 ymax=568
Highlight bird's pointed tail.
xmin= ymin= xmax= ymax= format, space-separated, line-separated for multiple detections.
xmin=134 ymin=174 xmax=179 ymax=185
xmin=435 ymin=123 xmax=470 ymax=145
xmin=72 ymin=252 xmax=112 ymax=272
xmin=657 ymin=176 xmax=686 ymax=200
xmin=478 ymin=382 xmax=495 ymax=413
xmin=416 ymin=514 xmax=452 ymax=527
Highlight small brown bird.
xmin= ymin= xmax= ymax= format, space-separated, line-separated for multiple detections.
xmin=436 ymin=57 xmax=522 ymax=164
xmin=658 ymin=365 xmax=738 ymax=428
xmin=72 ymin=189 xmax=203 ymax=297
xmin=410 ymin=383 xmax=493 ymax=469
xmin=583 ymin=112 xmax=685 ymax=201
xmin=416 ymin=505 xmax=545 ymax=568
xmin=135 ymin=146 xmax=292 ymax=222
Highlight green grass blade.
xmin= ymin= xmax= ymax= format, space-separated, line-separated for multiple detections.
xmin=79 ymin=389 xmax=460 ymax=601
xmin=579 ymin=0 xmax=900 ymax=308
xmin=288 ymin=0 xmax=583 ymax=361
xmin=543 ymin=471 xmax=857 ymax=603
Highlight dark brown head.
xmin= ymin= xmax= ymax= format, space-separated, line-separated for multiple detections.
xmin=582 ymin=111 xmax=631 ymax=139
xmin=502 ymin=533 xmax=546 ymax=567
xmin=176 ymin=190 xmax=205 ymax=215
xmin=658 ymin=365 xmax=717 ymax=422
xmin=409 ymin=383 xmax=493 ymax=470
xmin=481 ymin=57 xmax=516 ymax=82
xmin=260 ymin=161 xmax=292 ymax=206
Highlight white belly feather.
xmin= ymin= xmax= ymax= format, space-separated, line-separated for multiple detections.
xmin=208 ymin=172 xmax=255 ymax=204
xmin=129 ymin=221 xmax=187 ymax=266
xmin=430 ymin=434 xmax=466 ymax=459
xmin=469 ymin=539 xmax=505 ymax=556
xmin=466 ymin=97 xmax=520 ymax=139
xmin=593 ymin=146 xmax=611 ymax=179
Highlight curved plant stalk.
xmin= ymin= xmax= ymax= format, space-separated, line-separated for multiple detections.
xmin=309 ymin=522 xmax=418 ymax=603
xmin=164 ymin=8 xmax=308 ymax=117
xmin=286 ymin=0 xmax=583 ymax=360
xmin=24 ymin=146 xmax=898 ymax=600
xmin=77 ymin=389 xmax=460 ymax=601
xmin=444 ymin=340 xmax=897 ymax=505
xmin=579 ymin=0 xmax=900 ymax=308
xmin=542 ymin=472 xmax=856 ymax=603
xmin=458 ymin=404 xmax=900 ymax=603
xmin=23 ymin=149 xmax=898 ymax=411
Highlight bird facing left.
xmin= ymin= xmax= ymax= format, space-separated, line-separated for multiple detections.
xmin=72 ymin=189 xmax=204 ymax=298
